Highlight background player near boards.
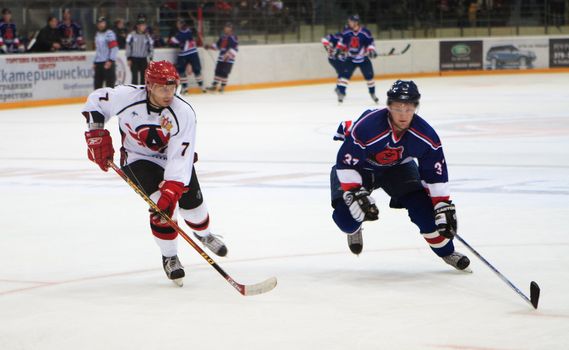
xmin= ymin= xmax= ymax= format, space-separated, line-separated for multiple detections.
xmin=204 ymin=22 xmax=239 ymax=93
xmin=321 ymin=28 xmax=347 ymax=84
xmin=169 ymin=19 xmax=206 ymax=94
xmin=330 ymin=80 xmax=469 ymax=271
xmin=334 ymin=15 xmax=379 ymax=104
xmin=82 ymin=61 xmax=228 ymax=287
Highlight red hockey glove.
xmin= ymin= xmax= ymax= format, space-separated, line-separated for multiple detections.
xmin=85 ymin=129 xmax=114 ymax=171
xmin=151 ymin=180 xmax=188 ymax=224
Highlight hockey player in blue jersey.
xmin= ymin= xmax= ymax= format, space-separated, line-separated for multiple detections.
xmin=334 ymin=15 xmax=379 ymax=104
xmin=0 ymin=8 xmax=24 ymax=53
xmin=321 ymin=31 xmax=345 ymax=76
xmin=330 ymin=80 xmax=470 ymax=271
xmin=205 ymin=22 xmax=239 ymax=93
xmin=58 ymin=8 xmax=86 ymax=51
xmin=169 ymin=19 xmax=205 ymax=94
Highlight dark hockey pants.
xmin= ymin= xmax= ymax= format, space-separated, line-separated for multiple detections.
xmin=330 ymin=162 xmax=454 ymax=257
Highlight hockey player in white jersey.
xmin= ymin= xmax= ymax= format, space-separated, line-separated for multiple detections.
xmin=82 ymin=60 xmax=227 ymax=286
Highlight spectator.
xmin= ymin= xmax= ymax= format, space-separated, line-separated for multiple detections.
xmin=0 ymin=8 xmax=24 ymax=53
xmin=93 ymin=16 xmax=118 ymax=89
xmin=113 ymin=18 xmax=128 ymax=49
xmin=468 ymin=1 xmax=478 ymax=27
xmin=31 ymin=16 xmax=62 ymax=52
xmin=58 ymin=8 xmax=86 ymax=50
xmin=126 ymin=16 xmax=154 ymax=84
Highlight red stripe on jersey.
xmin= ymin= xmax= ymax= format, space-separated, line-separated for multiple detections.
xmin=340 ymin=182 xmax=361 ymax=191
xmin=409 ymin=127 xmax=441 ymax=148
xmin=425 ymin=235 xmax=446 ymax=245
xmin=431 ymin=196 xmax=451 ymax=206
xmin=363 ymin=129 xmax=389 ymax=146
xmin=108 ymin=40 xmax=118 ymax=49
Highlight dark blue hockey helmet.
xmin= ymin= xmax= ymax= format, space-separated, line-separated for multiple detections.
xmin=387 ymin=80 xmax=421 ymax=105
xmin=348 ymin=14 xmax=360 ymax=23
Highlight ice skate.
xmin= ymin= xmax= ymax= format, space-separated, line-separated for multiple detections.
xmin=335 ymin=88 xmax=345 ymax=103
xmin=370 ymin=93 xmax=379 ymax=103
xmin=194 ymin=232 xmax=228 ymax=257
xmin=219 ymin=86 xmax=225 ymax=93
xmin=442 ymin=251 xmax=471 ymax=272
xmin=347 ymin=228 xmax=363 ymax=255
xmin=162 ymin=255 xmax=185 ymax=286
xmin=206 ymin=84 xmax=218 ymax=92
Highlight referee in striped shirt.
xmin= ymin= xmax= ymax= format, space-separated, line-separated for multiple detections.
xmin=126 ymin=16 xmax=154 ymax=85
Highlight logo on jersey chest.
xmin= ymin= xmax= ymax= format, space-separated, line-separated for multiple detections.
xmin=126 ymin=121 xmax=171 ymax=153
xmin=374 ymin=145 xmax=404 ymax=165
xmin=349 ymin=36 xmax=360 ymax=49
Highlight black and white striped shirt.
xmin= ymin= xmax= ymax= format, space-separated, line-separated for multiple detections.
xmin=125 ymin=31 xmax=153 ymax=59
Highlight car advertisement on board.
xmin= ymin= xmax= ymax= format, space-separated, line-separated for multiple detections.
xmin=483 ymin=38 xmax=549 ymax=70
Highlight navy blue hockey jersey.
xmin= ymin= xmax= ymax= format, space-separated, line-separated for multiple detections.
xmin=58 ymin=21 xmax=85 ymax=50
xmin=336 ymin=28 xmax=376 ymax=63
xmin=321 ymin=33 xmax=341 ymax=59
xmin=0 ymin=22 xmax=20 ymax=52
xmin=334 ymin=108 xmax=450 ymax=204
xmin=213 ymin=34 xmax=238 ymax=63
xmin=170 ymin=28 xmax=198 ymax=56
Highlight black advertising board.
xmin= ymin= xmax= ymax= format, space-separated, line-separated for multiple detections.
xmin=440 ymin=41 xmax=483 ymax=71
xmin=549 ymin=38 xmax=569 ymax=67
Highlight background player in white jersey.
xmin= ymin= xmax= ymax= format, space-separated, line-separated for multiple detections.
xmin=82 ymin=60 xmax=228 ymax=286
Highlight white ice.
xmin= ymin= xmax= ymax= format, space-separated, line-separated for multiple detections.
xmin=1 ymin=73 xmax=569 ymax=350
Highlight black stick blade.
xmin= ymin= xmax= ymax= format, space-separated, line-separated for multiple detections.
xmin=530 ymin=281 xmax=540 ymax=309
xmin=401 ymin=43 xmax=411 ymax=54
xmin=388 ymin=48 xmax=395 ymax=55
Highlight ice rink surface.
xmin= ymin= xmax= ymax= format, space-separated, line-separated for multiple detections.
xmin=1 ymin=73 xmax=568 ymax=349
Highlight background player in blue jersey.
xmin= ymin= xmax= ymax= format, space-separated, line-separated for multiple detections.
xmin=170 ymin=19 xmax=205 ymax=94
xmin=334 ymin=15 xmax=378 ymax=104
xmin=0 ymin=8 xmax=24 ymax=53
xmin=205 ymin=22 xmax=239 ymax=93
xmin=58 ymin=8 xmax=86 ymax=51
xmin=321 ymin=31 xmax=345 ymax=77
xmin=330 ymin=80 xmax=470 ymax=271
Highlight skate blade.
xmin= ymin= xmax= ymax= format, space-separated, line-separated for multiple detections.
xmin=172 ymin=278 xmax=184 ymax=287
xmin=461 ymin=267 xmax=473 ymax=273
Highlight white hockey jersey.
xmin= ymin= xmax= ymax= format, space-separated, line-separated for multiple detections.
xmin=82 ymin=85 xmax=197 ymax=185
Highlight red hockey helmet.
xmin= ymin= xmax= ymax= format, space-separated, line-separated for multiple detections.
xmin=145 ymin=60 xmax=180 ymax=87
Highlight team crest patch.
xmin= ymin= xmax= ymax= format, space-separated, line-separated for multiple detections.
xmin=374 ymin=145 xmax=404 ymax=165
xmin=126 ymin=122 xmax=170 ymax=153
xmin=160 ymin=116 xmax=173 ymax=132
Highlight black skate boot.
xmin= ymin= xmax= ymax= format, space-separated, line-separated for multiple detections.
xmin=370 ymin=93 xmax=379 ymax=103
xmin=335 ymin=88 xmax=345 ymax=103
xmin=442 ymin=251 xmax=471 ymax=271
xmin=162 ymin=255 xmax=185 ymax=286
xmin=194 ymin=232 xmax=228 ymax=257
xmin=347 ymin=228 xmax=363 ymax=255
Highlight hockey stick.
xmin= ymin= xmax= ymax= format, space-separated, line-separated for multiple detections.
xmin=377 ymin=43 xmax=411 ymax=56
xmin=455 ymin=234 xmax=540 ymax=309
xmin=26 ymin=30 xmax=40 ymax=51
xmin=108 ymin=161 xmax=277 ymax=296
